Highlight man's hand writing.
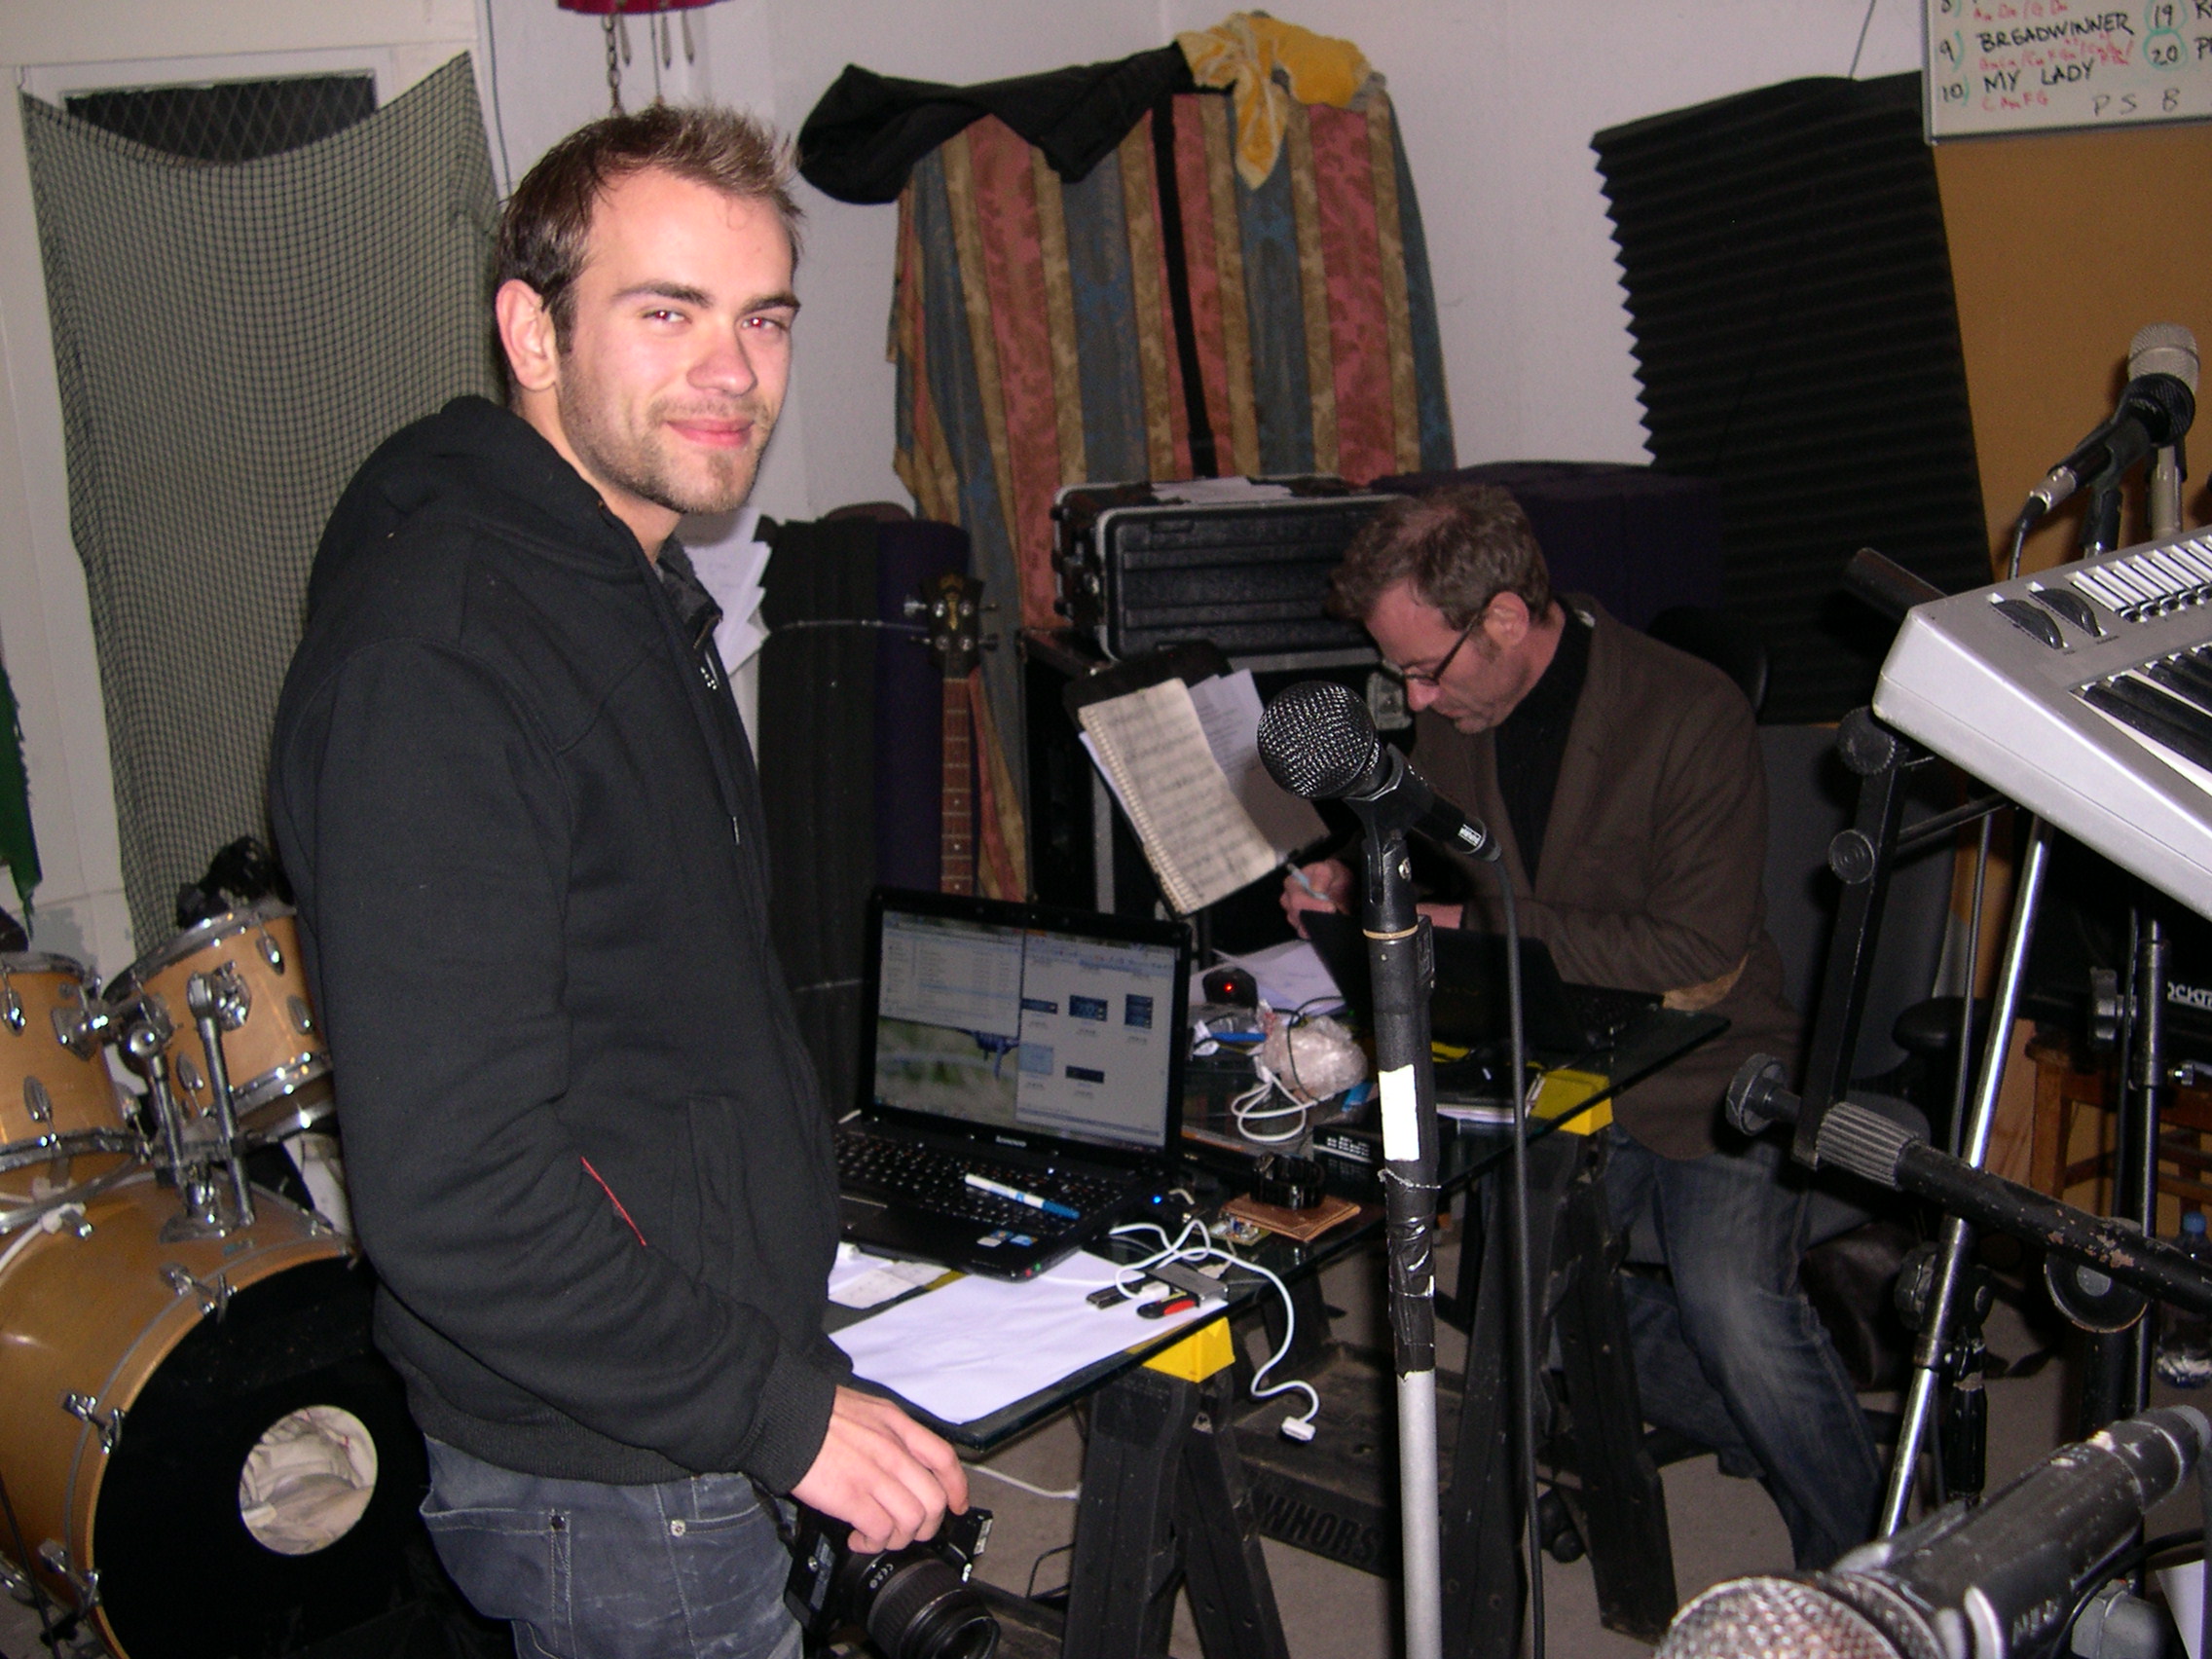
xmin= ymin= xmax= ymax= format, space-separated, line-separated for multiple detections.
xmin=1280 ymin=859 xmax=1354 ymax=937
xmin=792 ymin=1386 xmax=970 ymax=1555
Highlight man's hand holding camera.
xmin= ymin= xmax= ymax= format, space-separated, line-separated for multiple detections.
xmin=793 ymin=1385 xmax=971 ymax=1554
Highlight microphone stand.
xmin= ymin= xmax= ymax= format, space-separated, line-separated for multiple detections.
xmin=2150 ymin=438 xmax=2187 ymax=538
xmin=1348 ymin=812 xmax=1446 ymax=1659
xmin=2080 ymin=466 xmax=2125 ymax=559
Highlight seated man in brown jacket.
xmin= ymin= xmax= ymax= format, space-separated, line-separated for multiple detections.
xmin=1282 ymin=484 xmax=1877 ymax=1568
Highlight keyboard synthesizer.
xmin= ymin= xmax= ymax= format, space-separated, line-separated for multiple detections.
xmin=1873 ymin=527 xmax=2212 ymax=919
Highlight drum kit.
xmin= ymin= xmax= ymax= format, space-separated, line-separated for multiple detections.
xmin=0 ymin=902 xmax=427 ymax=1659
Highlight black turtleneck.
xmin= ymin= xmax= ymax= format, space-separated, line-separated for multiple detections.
xmin=1492 ymin=608 xmax=1590 ymax=879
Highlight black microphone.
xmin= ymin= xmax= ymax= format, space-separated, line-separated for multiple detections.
xmin=1256 ymin=681 xmax=1498 ymax=860
xmin=2020 ymin=371 xmax=2195 ymax=528
xmin=1657 ymin=1407 xmax=2209 ymax=1659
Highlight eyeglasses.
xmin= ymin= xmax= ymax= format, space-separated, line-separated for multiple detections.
xmin=1379 ymin=618 xmax=1477 ymax=689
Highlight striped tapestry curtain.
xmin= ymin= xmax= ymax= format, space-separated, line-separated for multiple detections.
xmin=891 ymin=88 xmax=1456 ymax=647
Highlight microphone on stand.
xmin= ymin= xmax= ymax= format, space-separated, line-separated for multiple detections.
xmin=1656 ymin=1407 xmax=2210 ymax=1659
xmin=1255 ymin=680 xmax=1498 ymax=861
xmin=2016 ymin=371 xmax=2195 ymax=536
xmin=2131 ymin=323 xmax=2199 ymax=538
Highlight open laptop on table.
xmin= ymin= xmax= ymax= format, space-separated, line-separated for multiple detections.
xmin=839 ymin=887 xmax=1192 ymax=1279
xmin=1302 ymin=910 xmax=1660 ymax=1063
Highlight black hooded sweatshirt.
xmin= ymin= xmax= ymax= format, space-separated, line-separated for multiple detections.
xmin=270 ymin=396 xmax=847 ymax=1491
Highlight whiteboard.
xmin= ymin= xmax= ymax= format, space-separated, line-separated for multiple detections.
xmin=1925 ymin=0 xmax=2212 ymax=139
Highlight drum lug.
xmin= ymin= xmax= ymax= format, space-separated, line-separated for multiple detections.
xmin=61 ymin=1391 xmax=126 ymax=1454
xmin=255 ymin=925 xmax=283 ymax=972
xmin=35 ymin=1540 xmax=98 ymax=1608
xmin=48 ymin=999 xmax=105 ymax=1058
xmin=23 ymin=1077 xmax=51 ymax=1124
xmin=0 ymin=1551 xmax=31 ymax=1604
xmin=205 ymin=962 xmax=250 ymax=1030
xmin=2 ymin=978 xmax=21 ymax=1034
xmin=161 ymin=1263 xmax=230 ymax=1317
xmin=287 ymin=995 xmax=314 ymax=1035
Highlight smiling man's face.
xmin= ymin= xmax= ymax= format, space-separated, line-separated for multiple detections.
xmin=501 ymin=166 xmax=796 ymax=553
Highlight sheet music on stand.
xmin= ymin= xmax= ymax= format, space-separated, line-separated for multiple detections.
xmin=1078 ymin=671 xmax=1323 ymax=915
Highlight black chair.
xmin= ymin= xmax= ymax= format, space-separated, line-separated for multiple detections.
xmin=1646 ymin=604 xmax=1769 ymax=719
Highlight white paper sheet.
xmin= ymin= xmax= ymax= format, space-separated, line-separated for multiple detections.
xmin=1192 ymin=938 xmax=1345 ymax=1014
xmin=828 ymin=1243 xmax=951 ymax=1310
xmin=830 ymin=1248 xmax=1209 ymax=1425
xmin=1148 ymin=478 xmax=1292 ymax=504
xmin=1184 ymin=671 xmax=1327 ymax=861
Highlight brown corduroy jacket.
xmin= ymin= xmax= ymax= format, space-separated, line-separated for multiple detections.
xmin=1418 ymin=599 xmax=1800 ymax=1160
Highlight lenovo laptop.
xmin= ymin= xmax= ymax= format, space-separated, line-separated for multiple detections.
xmin=838 ymin=888 xmax=1192 ymax=1279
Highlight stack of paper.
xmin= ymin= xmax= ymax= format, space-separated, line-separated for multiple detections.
xmin=830 ymin=1247 xmax=1209 ymax=1426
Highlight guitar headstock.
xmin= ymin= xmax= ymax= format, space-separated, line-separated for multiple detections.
xmin=923 ymin=572 xmax=984 ymax=682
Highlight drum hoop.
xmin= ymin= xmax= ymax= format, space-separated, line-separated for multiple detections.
xmin=54 ymin=1184 xmax=349 ymax=1599
xmin=232 ymin=1056 xmax=332 ymax=1117
xmin=0 ymin=953 xmax=94 ymax=983
xmin=0 ymin=1130 xmax=141 ymax=1177
xmin=0 ymin=1159 xmax=140 ymax=1234
xmin=103 ymin=901 xmax=295 ymax=1001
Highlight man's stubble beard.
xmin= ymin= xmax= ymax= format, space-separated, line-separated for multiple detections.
xmin=558 ymin=376 xmax=774 ymax=519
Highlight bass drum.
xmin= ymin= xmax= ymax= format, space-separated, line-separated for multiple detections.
xmin=0 ymin=1179 xmax=427 ymax=1659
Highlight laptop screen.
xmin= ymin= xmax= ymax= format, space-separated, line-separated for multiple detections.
xmin=866 ymin=891 xmax=1187 ymax=1154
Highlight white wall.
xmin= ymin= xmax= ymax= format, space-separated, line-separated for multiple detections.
xmin=0 ymin=0 xmax=1929 ymax=971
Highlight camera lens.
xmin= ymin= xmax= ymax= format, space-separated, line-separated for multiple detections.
xmin=864 ymin=1557 xmax=999 ymax=1659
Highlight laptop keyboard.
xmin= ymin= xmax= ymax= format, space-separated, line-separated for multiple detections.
xmin=836 ymin=1128 xmax=1133 ymax=1236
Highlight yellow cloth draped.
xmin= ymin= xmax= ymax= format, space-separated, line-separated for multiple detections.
xmin=1175 ymin=12 xmax=1375 ymax=189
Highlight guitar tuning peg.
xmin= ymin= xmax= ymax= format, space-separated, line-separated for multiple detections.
xmin=902 ymin=597 xmax=928 ymax=619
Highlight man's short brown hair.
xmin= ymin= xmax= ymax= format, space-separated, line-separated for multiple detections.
xmin=494 ymin=103 xmax=802 ymax=344
xmin=1328 ymin=484 xmax=1552 ymax=629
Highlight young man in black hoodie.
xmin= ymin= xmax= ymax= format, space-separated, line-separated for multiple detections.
xmin=271 ymin=107 xmax=964 ymax=1658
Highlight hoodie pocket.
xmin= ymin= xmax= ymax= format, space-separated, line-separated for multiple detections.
xmin=683 ymin=1093 xmax=739 ymax=1284
xmin=683 ymin=1089 xmax=837 ymax=1293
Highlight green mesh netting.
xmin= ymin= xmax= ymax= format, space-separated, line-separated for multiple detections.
xmin=22 ymin=54 xmax=499 ymax=943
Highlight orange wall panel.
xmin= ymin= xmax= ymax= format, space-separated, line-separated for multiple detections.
xmin=1936 ymin=124 xmax=2212 ymax=575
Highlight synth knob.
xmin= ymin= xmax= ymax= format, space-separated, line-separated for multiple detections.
xmin=1992 ymin=597 xmax=2065 ymax=649
xmin=2029 ymin=585 xmax=2104 ymax=638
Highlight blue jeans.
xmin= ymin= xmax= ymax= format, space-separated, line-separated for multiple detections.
xmin=420 ymin=1439 xmax=803 ymax=1659
xmin=1603 ymin=1127 xmax=1881 ymax=1568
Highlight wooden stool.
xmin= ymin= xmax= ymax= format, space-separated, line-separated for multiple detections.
xmin=2028 ymin=1031 xmax=2212 ymax=1233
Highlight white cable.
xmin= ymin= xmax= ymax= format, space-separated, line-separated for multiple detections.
xmin=1108 ymin=1220 xmax=1321 ymax=1431
xmin=969 ymin=1463 xmax=1081 ymax=1501
xmin=1230 ymin=1067 xmax=1309 ymax=1145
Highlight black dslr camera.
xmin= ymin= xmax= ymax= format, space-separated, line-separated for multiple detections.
xmin=773 ymin=1498 xmax=998 ymax=1659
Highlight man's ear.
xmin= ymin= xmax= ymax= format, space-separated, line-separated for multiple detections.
xmin=495 ymin=278 xmax=560 ymax=396
xmin=1483 ymin=592 xmax=1532 ymax=651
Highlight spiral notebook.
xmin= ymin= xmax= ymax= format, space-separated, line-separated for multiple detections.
xmin=1077 ymin=672 xmax=1323 ymax=913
